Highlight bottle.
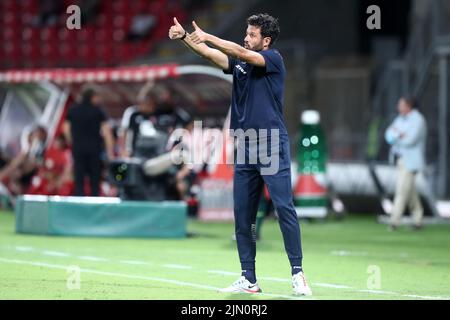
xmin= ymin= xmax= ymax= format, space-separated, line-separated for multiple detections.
xmin=294 ymin=110 xmax=328 ymax=218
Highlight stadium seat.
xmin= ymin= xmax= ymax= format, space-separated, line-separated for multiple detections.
xmin=76 ymin=27 xmax=95 ymax=43
xmin=0 ymin=0 xmax=189 ymax=70
xmin=95 ymin=29 xmax=113 ymax=43
xmin=96 ymin=44 xmax=114 ymax=66
xmin=41 ymin=44 xmax=60 ymax=68
xmin=21 ymin=0 xmax=38 ymax=14
xmin=78 ymin=44 xmax=97 ymax=67
xmin=40 ymin=27 xmax=59 ymax=43
xmin=58 ymin=29 xmax=77 ymax=43
xmin=113 ymin=1 xmax=130 ymax=15
xmin=59 ymin=43 xmax=79 ymax=67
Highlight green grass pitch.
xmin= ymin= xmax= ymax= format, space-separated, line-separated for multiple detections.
xmin=0 ymin=210 xmax=449 ymax=300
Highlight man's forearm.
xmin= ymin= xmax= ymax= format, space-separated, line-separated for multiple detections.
xmin=180 ymin=33 xmax=228 ymax=69
xmin=204 ymin=34 xmax=247 ymax=59
xmin=181 ymin=33 xmax=214 ymax=59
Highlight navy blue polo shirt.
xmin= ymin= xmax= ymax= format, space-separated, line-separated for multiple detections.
xmin=224 ymin=49 xmax=288 ymax=137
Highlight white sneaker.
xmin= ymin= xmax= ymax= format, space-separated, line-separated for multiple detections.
xmin=219 ymin=276 xmax=262 ymax=294
xmin=292 ymin=272 xmax=312 ymax=296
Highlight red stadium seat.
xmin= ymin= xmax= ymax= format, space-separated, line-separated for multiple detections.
xmin=4 ymin=13 xmax=20 ymax=30
xmin=78 ymin=44 xmax=97 ymax=66
xmin=113 ymin=1 xmax=130 ymax=15
xmin=22 ymin=42 xmax=41 ymax=59
xmin=0 ymin=0 xmax=189 ymax=69
xmin=59 ymin=43 xmax=78 ymax=67
xmin=149 ymin=1 xmax=166 ymax=13
xmin=96 ymin=44 xmax=114 ymax=66
xmin=20 ymin=0 xmax=38 ymax=14
xmin=58 ymin=28 xmax=77 ymax=43
xmin=114 ymin=44 xmax=135 ymax=64
xmin=41 ymin=44 xmax=60 ymax=67
xmin=22 ymin=27 xmax=40 ymax=42
xmin=4 ymin=43 xmax=23 ymax=68
xmin=3 ymin=27 xmax=19 ymax=42
xmin=95 ymin=28 xmax=113 ymax=43
xmin=132 ymin=0 xmax=149 ymax=13
xmin=40 ymin=27 xmax=59 ymax=43
xmin=76 ymin=27 xmax=95 ymax=43
xmin=113 ymin=29 xmax=126 ymax=42
xmin=2 ymin=0 xmax=19 ymax=12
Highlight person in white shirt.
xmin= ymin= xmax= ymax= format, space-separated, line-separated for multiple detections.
xmin=385 ymin=96 xmax=427 ymax=230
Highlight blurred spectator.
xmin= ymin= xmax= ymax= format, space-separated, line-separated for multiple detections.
xmin=153 ymin=86 xmax=192 ymax=134
xmin=28 ymin=135 xmax=73 ymax=196
xmin=385 ymin=96 xmax=427 ymax=230
xmin=119 ymin=88 xmax=158 ymax=158
xmin=34 ymin=0 xmax=64 ymax=27
xmin=119 ymin=85 xmax=192 ymax=158
xmin=0 ymin=125 xmax=47 ymax=195
xmin=127 ymin=14 xmax=157 ymax=42
xmin=64 ymin=89 xmax=114 ymax=196
xmin=170 ymin=120 xmax=203 ymax=200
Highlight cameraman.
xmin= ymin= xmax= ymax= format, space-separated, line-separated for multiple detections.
xmin=119 ymin=89 xmax=158 ymax=158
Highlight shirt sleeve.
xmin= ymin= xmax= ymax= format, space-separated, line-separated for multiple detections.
xmin=260 ymin=49 xmax=283 ymax=74
xmin=66 ymin=107 xmax=73 ymax=123
xmin=120 ymin=106 xmax=136 ymax=129
xmin=98 ymin=107 xmax=108 ymax=123
xmin=385 ymin=118 xmax=400 ymax=145
xmin=223 ymin=56 xmax=237 ymax=75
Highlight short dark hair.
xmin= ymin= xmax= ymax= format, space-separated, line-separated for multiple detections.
xmin=401 ymin=95 xmax=416 ymax=109
xmin=246 ymin=13 xmax=280 ymax=47
xmin=81 ymin=88 xmax=97 ymax=105
xmin=138 ymin=89 xmax=156 ymax=105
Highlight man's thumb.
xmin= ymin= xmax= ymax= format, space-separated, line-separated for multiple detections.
xmin=174 ymin=17 xmax=180 ymax=25
xmin=192 ymin=20 xmax=199 ymax=30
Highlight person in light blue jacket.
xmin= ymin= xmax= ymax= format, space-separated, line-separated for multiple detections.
xmin=385 ymin=96 xmax=427 ymax=230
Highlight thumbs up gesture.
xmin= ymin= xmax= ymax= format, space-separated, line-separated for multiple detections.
xmin=169 ymin=17 xmax=186 ymax=40
xmin=189 ymin=21 xmax=208 ymax=44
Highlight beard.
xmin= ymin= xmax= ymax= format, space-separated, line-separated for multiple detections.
xmin=244 ymin=42 xmax=263 ymax=52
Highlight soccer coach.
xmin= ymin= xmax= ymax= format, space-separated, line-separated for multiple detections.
xmin=169 ymin=13 xmax=312 ymax=296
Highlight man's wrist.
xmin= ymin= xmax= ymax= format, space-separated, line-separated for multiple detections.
xmin=204 ymin=33 xmax=213 ymax=43
xmin=180 ymin=31 xmax=187 ymax=41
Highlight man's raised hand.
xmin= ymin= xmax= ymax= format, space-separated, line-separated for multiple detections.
xmin=169 ymin=17 xmax=185 ymax=40
xmin=189 ymin=21 xmax=208 ymax=44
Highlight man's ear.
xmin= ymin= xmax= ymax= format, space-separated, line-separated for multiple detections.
xmin=263 ymin=37 xmax=272 ymax=48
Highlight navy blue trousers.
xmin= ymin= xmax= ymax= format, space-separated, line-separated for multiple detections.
xmin=233 ymin=135 xmax=303 ymax=271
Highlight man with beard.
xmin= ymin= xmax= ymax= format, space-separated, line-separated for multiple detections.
xmin=168 ymin=13 xmax=312 ymax=296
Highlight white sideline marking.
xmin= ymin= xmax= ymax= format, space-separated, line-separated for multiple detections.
xmin=15 ymin=246 xmax=34 ymax=252
xmin=314 ymin=283 xmax=353 ymax=289
xmin=78 ymin=256 xmax=108 ymax=262
xmin=208 ymin=271 xmax=289 ymax=283
xmin=208 ymin=270 xmax=353 ymax=288
xmin=206 ymin=270 xmax=450 ymax=300
xmin=8 ymin=247 xmax=450 ymax=300
xmin=163 ymin=264 xmax=193 ymax=270
xmin=0 ymin=258 xmax=304 ymax=300
xmin=119 ymin=260 xmax=151 ymax=265
xmin=330 ymin=250 xmax=368 ymax=257
xmin=403 ymin=294 xmax=449 ymax=300
xmin=259 ymin=276 xmax=290 ymax=283
xmin=43 ymin=251 xmax=71 ymax=257
xmin=357 ymin=289 xmax=397 ymax=295
xmin=208 ymin=270 xmax=240 ymax=276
